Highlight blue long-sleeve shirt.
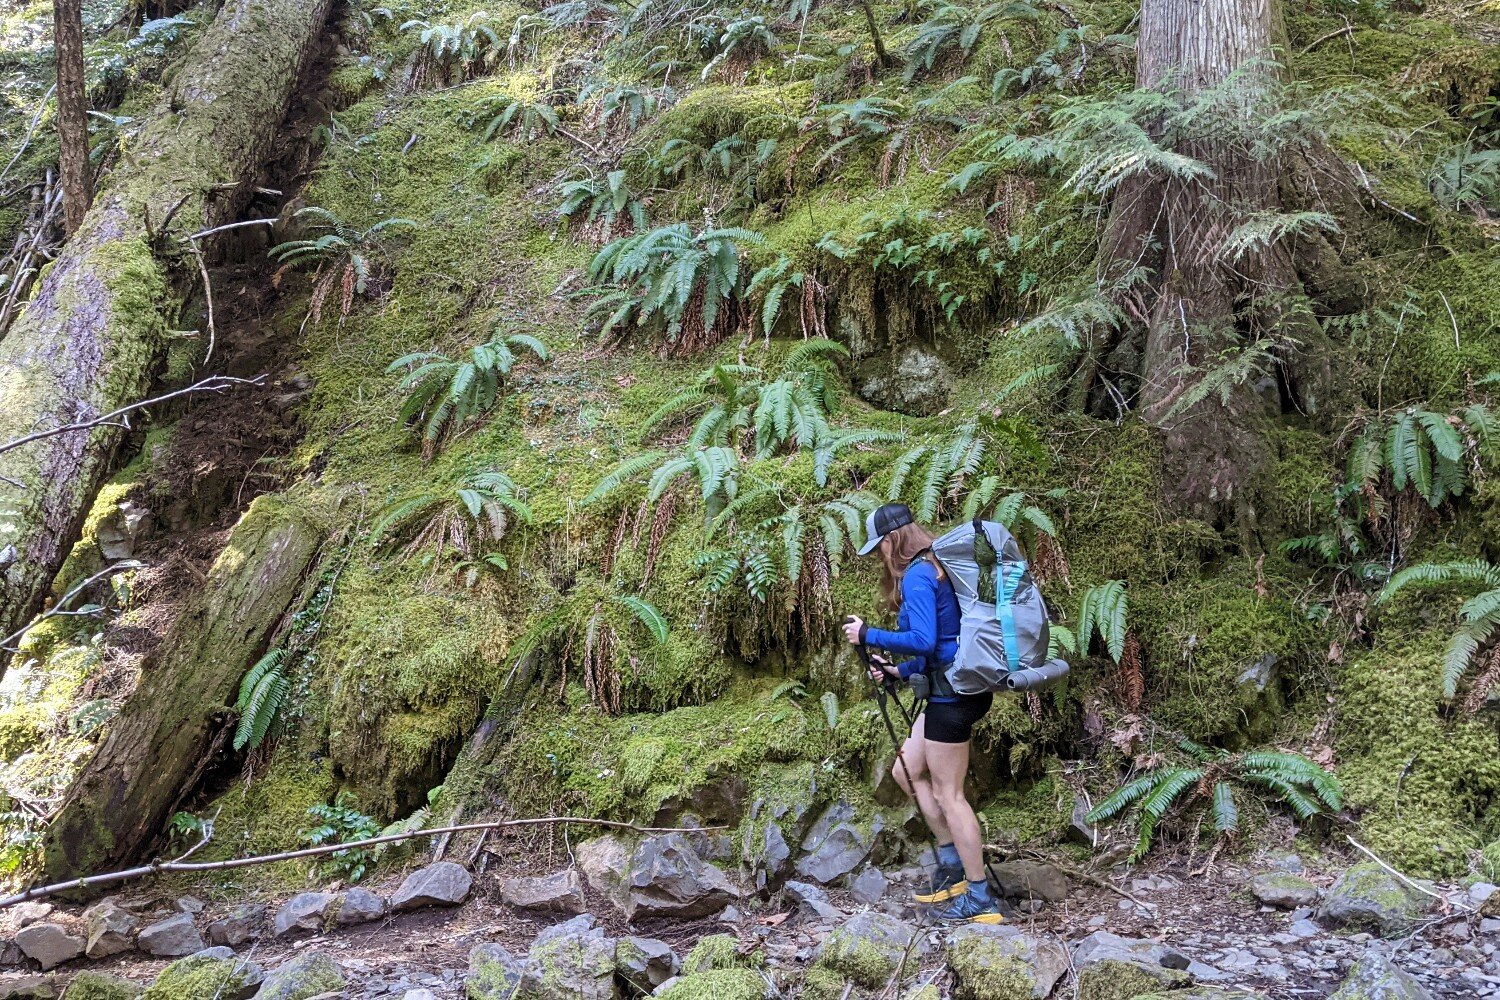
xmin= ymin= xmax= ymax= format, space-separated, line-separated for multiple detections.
xmin=864 ymin=559 xmax=960 ymax=702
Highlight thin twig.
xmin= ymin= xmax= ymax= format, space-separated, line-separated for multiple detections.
xmin=1 ymin=560 xmax=143 ymax=651
xmin=0 ymin=375 xmax=266 ymax=459
xmin=1298 ymin=24 xmax=1354 ymax=57
xmin=0 ymin=816 xmax=726 ymax=908
xmin=1438 ymin=291 xmax=1460 ymax=350
xmin=555 ymin=126 xmax=603 ymax=159
xmin=985 ymin=843 xmax=1150 ymax=907
xmin=187 ymin=239 xmax=216 ymax=364
xmin=0 ymin=85 xmax=56 ymax=187
xmin=182 ymin=219 xmax=277 ymax=242
xmin=1345 ymin=835 xmax=1473 ymax=912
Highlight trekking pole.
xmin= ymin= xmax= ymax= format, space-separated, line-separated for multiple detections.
xmin=847 ymin=618 xmax=943 ymax=869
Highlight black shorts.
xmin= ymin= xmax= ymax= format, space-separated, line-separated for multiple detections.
xmin=924 ymin=692 xmax=993 ymax=744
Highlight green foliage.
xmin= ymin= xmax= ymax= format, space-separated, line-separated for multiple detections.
xmin=1073 ymin=579 xmax=1126 ymax=663
xmin=746 ymin=255 xmax=824 ymax=338
xmin=641 ymin=340 xmax=852 ymax=459
xmin=401 ymin=12 xmax=502 ymax=83
xmin=701 ymin=15 xmax=777 ymax=80
xmin=369 ymin=471 xmax=534 ymax=576
xmin=903 ymin=0 xmax=1039 ymax=81
xmin=234 ymin=648 xmax=289 ymax=752
xmin=167 ymin=811 xmax=205 ymax=842
xmin=698 ymin=488 xmax=879 ymax=603
xmin=468 ymin=94 xmax=560 ymax=141
xmin=387 ymin=332 xmax=548 ymax=455
xmin=1379 ymin=560 xmax=1500 ymax=699
xmin=1346 ymin=404 xmax=1493 ymax=509
xmin=581 ymin=81 xmax=671 ymax=133
xmin=1086 ymin=742 xmax=1341 ymax=860
xmin=506 ymin=584 xmax=672 ymax=712
xmin=816 ymin=209 xmax=1004 ymax=325
xmin=1431 ymin=147 xmax=1500 ymax=215
xmin=558 ymin=169 xmax=648 ymax=233
xmin=585 ymin=223 xmax=763 ymax=351
xmin=270 ymin=207 xmax=415 ymax=323
xmin=299 ymin=792 xmax=381 ymax=883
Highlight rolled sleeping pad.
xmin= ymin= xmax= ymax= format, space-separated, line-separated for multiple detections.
xmin=1004 ymin=658 xmax=1070 ymax=692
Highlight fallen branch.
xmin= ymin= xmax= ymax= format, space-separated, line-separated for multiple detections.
xmin=0 ymin=375 xmax=265 ymax=459
xmin=984 ymin=843 xmax=1150 ymax=907
xmin=0 ymin=815 xmax=725 ymax=907
xmin=182 ymin=218 xmax=278 ymax=242
xmin=1344 ymin=834 xmax=1473 ymax=913
xmin=186 ymin=239 xmax=217 ymax=364
xmin=1 ymin=560 xmax=143 ymax=652
xmin=1298 ymin=23 xmax=1354 ymax=57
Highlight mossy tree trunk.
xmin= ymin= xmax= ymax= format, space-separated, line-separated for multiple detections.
xmin=1091 ymin=0 xmax=1334 ymax=535
xmin=0 ymin=0 xmax=333 ymax=673
xmin=42 ymin=495 xmax=323 ymax=882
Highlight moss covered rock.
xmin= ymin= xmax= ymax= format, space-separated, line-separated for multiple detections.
xmin=681 ymin=934 xmax=749 ymax=975
xmin=61 ymin=972 xmax=141 ymax=1000
xmin=1076 ymin=960 xmax=1191 ymax=1000
xmin=814 ymin=911 xmax=917 ymax=988
xmin=1329 ymin=952 xmax=1432 ymax=1000
xmin=467 ymin=943 xmax=524 ymax=1000
xmin=946 ymin=925 xmax=1068 ymax=1000
xmin=253 ymin=952 xmax=345 ymax=1000
xmin=1249 ymin=872 xmax=1320 ymax=909
xmin=139 ymin=954 xmax=259 ymax=1000
xmin=655 ymin=969 xmax=770 ymax=1000
xmin=520 ymin=915 xmax=617 ymax=1000
xmin=1318 ymin=864 xmax=1431 ymax=937
xmin=1335 ymin=640 xmax=1500 ymax=877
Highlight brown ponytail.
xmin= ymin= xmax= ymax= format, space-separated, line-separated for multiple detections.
xmin=876 ymin=521 xmax=942 ymax=612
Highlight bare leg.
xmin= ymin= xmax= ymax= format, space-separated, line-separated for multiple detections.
xmin=891 ymin=714 xmax=953 ymax=844
xmin=926 ymin=737 xmax=984 ymax=882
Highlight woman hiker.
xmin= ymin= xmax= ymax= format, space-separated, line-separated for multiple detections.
xmin=841 ymin=502 xmax=1003 ymax=924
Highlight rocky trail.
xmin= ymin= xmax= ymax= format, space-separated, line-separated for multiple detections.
xmin=1 ymin=823 xmax=1497 ymax=1000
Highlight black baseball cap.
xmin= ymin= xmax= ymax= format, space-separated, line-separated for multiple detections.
xmin=858 ymin=503 xmax=914 ymax=556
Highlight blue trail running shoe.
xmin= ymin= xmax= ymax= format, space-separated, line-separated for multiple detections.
xmin=912 ymin=865 xmax=967 ymax=904
xmin=931 ymin=885 xmax=1006 ymax=924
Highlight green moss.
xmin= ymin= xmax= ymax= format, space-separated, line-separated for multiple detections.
xmin=682 ymin=934 xmax=753 ymax=975
xmin=656 ymin=969 xmax=769 ymax=1000
xmin=64 ymin=971 xmax=143 ymax=1000
xmin=1076 ymin=961 xmax=1190 ymax=1000
xmin=816 ymin=936 xmax=902 ymax=989
xmin=140 ymin=956 xmax=255 ymax=1000
xmin=1481 ymin=840 xmax=1500 ymax=882
xmin=1336 ymin=637 xmax=1500 ymax=877
xmin=946 ymin=937 xmax=1036 ymax=1000
xmin=0 ymin=702 xmax=50 ymax=762
xmin=1133 ymin=567 xmax=1317 ymax=745
xmin=977 ymin=771 xmax=1070 ymax=845
xmin=183 ymin=753 xmax=335 ymax=896
xmin=800 ymin=966 xmax=847 ymax=1000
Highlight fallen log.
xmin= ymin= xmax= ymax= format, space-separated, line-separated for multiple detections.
xmin=9 ymin=816 xmax=726 ymax=908
xmin=0 ymin=0 xmax=334 ymax=672
xmin=41 ymin=494 xmax=323 ymax=883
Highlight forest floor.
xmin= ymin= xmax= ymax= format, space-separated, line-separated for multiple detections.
xmin=5 ymin=843 xmax=1496 ymax=999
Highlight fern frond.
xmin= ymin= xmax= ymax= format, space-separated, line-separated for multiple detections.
xmin=616 ymin=595 xmax=669 ymax=644
xmin=1210 ymin=781 xmax=1238 ymax=834
xmin=584 ymin=452 xmax=665 ymax=506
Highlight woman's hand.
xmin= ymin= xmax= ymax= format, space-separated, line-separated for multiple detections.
xmin=842 ymin=615 xmax=864 ymax=645
xmin=868 ymin=653 xmax=896 ymax=683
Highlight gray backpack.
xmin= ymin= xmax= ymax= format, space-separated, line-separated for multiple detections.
xmin=929 ymin=519 xmax=1069 ymax=695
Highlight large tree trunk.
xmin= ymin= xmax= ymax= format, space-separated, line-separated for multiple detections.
xmin=0 ymin=0 xmax=333 ymax=675
xmin=42 ymin=495 xmax=323 ymax=882
xmin=53 ymin=0 xmax=92 ymax=236
xmin=1094 ymin=0 xmax=1323 ymax=534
